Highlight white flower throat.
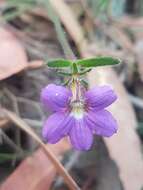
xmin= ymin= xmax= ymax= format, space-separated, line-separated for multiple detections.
xmin=70 ymin=76 xmax=85 ymax=119
xmin=70 ymin=101 xmax=85 ymax=119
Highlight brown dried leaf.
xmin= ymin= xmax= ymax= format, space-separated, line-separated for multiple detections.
xmin=87 ymin=67 xmax=143 ymax=190
xmin=0 ymin=27 xmax=28 ymax=80
xmin=0 ymin=140 xmax=70 ymax=190
xmin=1 ymin=109 xmax=78 ymax=190
xmin=0 ymin=27 xmax=44 ymax=80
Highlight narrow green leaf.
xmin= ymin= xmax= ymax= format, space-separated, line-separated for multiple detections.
xmin=0 ymin=153 xmax=17 ymax=161
xmin=0 ymin=152 xmax=31 ymax=163
xmin=62 ymin=79 xmax=71 ymax=86
xmin=46 ymin=59 xmax=72 ymax=67
xmin=79 ymin=68 xmax=92 ymax=75
xmin=57 ymin=71 xmax=72 ymax=76
xmin=81 ymin=79 xmax=88 ymax=89
xmin=76 ymin=57 xmax=121 ymax=67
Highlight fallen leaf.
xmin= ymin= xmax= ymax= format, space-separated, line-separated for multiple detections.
xmin=1 ymin=109 xmax=78 ymax=190
xmin=0 ymin=26 xmax=44 ymax=80
xmin=0 ymin=139 xmax=70 ymax=190
xmin=0 ymin=27 xmax=28 ymax=80
xmin=87 ymin=66 xmax=143 ymax=190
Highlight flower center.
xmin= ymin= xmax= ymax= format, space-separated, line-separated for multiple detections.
xmin=70 ymin=101 xmax=85 ymax=119
xmin=69 ymin=75 xmax=86 ymax=119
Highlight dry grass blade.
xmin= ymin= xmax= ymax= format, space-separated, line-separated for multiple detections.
xmin=0 ymin=108 xmax=9 ymax=128
xmin=28 ymin=60 xmax=44 ymax=69
xmin=49 ymin=0 xmax=87 ymax=51
xmin=114 ymin=16 xmax=143 ymax=28
xmin=105 ymin=26 xmax=134 ymax=52
xmin=2 ymin=109 xmax=80 ymax=190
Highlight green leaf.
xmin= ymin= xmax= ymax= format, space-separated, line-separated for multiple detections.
xmin=76 ymin=57 xmax=121 ymax=67
xmin=0 ymin=152 xmax=31 ymax=163
xmin=81 ymin=79 xmax=88 ymax=88
xmin=0 ymin=153 xmax=17 ymax=163
xmin=57 ymin=71 xmax=72 ymax=76
xmin=79 ymin=68 xmax=92 ymax=75
xmin=46 ymin=59 xmax=72 ymax=68
xmin=62 ymin=79 xmax=71 ymax=86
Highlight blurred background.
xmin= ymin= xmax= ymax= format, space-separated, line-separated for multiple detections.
xmin=0 ymin=0 xmax=143 ymax=190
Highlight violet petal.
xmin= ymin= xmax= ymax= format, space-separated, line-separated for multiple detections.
xmin=69 ymin=119 xmax=93 ymax=150
xmin=42 ymin=112 xmax=74 ymax=143
xmin=85 ymin=110 xmax=118 ymax=137
xmin=41 ymin=84 xmax=72 ymax=112
xmin=85 ymin=85 xmax=117 ymax=111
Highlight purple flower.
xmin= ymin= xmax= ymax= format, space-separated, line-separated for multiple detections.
xmin=41 ymin=84 xmax=118 ymax=151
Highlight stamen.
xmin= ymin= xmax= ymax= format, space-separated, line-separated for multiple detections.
xmin=71 ymin=76 xmax=82 ymax=102
xmin=70 ymin=101 xmax=85 ymax=119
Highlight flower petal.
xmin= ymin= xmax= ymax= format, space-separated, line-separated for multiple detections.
xmin=85 ymin=110 xmax=118 ymax=137
xmin=84 ymin=85 xmax=117 ymax=110
xmin=41 ymin=84 xmax=72 ymax=112
xmin=42 ymin=112 xmax=74 ymax=143
xmin=69 ymin=119 xmax=93 ymax=150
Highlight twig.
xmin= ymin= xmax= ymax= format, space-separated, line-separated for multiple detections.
xmin=54 ymin=151 xmax=81 ymax=188
xmin=2 ymin=108 xmax=80 ymax=190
